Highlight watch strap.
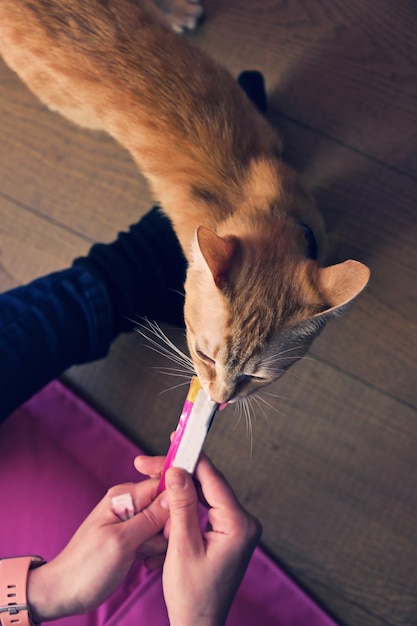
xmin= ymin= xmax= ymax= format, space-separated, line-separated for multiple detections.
xmin=0 ymin=556 xmax=44 ymax=626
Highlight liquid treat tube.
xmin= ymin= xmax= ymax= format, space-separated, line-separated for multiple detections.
xmin=158 ymin=377 xmax=218 ymax=493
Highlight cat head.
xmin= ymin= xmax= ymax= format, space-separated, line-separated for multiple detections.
xmin=183 ymin=216 xmax=370 ymax=404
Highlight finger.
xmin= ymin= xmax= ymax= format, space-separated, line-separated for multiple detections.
xmin=85 ymin=480 xmax=153 ymax=525
xmin=144 ymin=553 xmax=165 ymax=571
xmin=165 ymin=468 xmax=204 ymax=555
xmin=195 ymin=457 xmax=262 ymax=541
xmin=134 ymin=455 xmax=166 ymax=478
xmin=120 ymin=492 xmax=170 ymax=550
xmin=136 ymin=532 xmax=168 ymax=558
xmin=133 ymin=434 xmax=175 ymax=477
xmin=163 ymin=515 xmax=172 ymax=540
xmin=206 ymin=502 xmax=263 ymax=545
xmin=194 ymin=454 xmax=242 ymax=513
xmin=108 ymin=478 xmax=160 ymax=519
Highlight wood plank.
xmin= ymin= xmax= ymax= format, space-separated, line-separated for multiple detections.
xmin=0 ymin=196 xmax=90 ymax=285
xmin=0 ymin=61 xmax=153 ymax=242
xmin=194 ymin=0 xmax=417 ymax=176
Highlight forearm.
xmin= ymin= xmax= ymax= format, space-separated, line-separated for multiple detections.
xmin=0 ymin=265 xmax=114 ymax=422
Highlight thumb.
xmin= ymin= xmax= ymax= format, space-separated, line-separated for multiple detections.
xmin=165 ymin=468 xmax=203 ymax=553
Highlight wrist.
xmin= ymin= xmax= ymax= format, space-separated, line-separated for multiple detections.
xmin=27 ymin=562 xmax=63 ymax=623
xmin=26 ymin=564 xmax=49 ymax=623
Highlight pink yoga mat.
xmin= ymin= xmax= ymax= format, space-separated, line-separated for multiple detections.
xmin=0 ymin=381 xmax=337 ymax=626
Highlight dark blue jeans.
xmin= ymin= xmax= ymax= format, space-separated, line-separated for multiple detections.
xmin=0 ymin=264 xmax=114 ymax=422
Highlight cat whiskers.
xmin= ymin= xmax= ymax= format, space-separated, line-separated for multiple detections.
xmin=157 ymin=379 xmax=192 ymax=396
xmin=261 ymin=346 xmax=318 ymax=383
xmin=252 ymin=391 xmax=290 ymax=419
xmin=135 ymin=319 xmax=195 ymax=395
xmin=232 ymin=388 xmax=291 ymax=457
xmin=232 ymin=397 xmax=256 ymax=457
xmin=261 ymin=346 xmax=306 ymax=367
xmin=230 ymin=392 xmax=281 ymax=457
xmin=265 ymin=347 xmax=319 ymax=366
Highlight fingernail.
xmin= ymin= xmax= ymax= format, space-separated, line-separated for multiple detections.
xmin=166 ymin=469 xmax=186 ymax=490
xmin=160 ymin=495 xmax=169 ymax=510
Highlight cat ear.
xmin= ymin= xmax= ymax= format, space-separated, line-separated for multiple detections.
xmin=194 ymin=226 xmax=237 ymax=289
xmin=317 ymin=259 xmax=370 ymax=315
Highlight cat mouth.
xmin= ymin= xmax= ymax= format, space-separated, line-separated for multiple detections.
xmin=218 ymin=402 xmax=229 ymax=411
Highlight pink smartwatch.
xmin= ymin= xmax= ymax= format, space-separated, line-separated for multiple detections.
xmin=0 ymin=556 xmax=45 ymax=626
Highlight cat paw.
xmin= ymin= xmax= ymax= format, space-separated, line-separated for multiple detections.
xmin=155 ymin=0 xmax=204 ymax=33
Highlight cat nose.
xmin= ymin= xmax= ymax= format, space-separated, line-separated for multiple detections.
xmin=209 ymin=388 xmax=234 ymax=405
xmin=208 ymin=381 xmax=236 ymax=405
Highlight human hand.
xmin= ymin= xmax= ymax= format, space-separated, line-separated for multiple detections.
xmin=161 ymin=455 xmax=262 ymax=626
xmin=27 ymin=477 xmax=169 ymax=622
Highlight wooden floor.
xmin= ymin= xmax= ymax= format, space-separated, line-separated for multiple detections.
xmin=1 ymin=1 xmax=417 ymax=624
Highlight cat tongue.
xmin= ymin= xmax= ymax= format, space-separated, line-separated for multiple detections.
xmin=218 ymin=402 xmax=228 ymax=411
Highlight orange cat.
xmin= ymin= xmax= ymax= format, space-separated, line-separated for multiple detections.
xmin=0 ymin=0 xmax=370 ymax=404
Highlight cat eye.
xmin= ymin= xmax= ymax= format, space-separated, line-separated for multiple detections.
xmin=248 ymin=374 xmax=268 ymax=382
xmin=237 ymin=374 xmax=268 ymax=385
xmin=196 ymin=348 xmax=215 ymax=366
